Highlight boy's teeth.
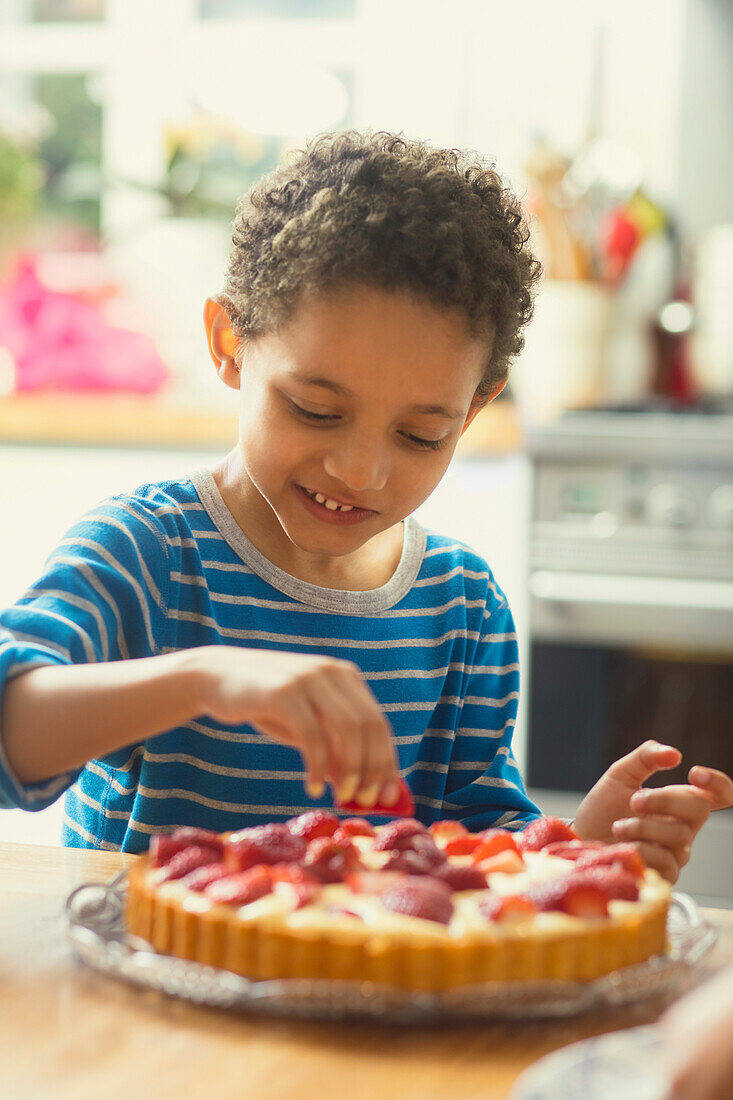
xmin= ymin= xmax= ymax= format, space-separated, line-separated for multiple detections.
xmin=310 ymin=490 xmax=354 ymax=513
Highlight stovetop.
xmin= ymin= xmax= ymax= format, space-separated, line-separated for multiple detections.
xmin=526 ymin=398 xmax=733 ymax=464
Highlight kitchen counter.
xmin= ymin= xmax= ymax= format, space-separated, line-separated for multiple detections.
xmin=2 ymin=842 xmax=732 ymax=1100
xmin=0 ymin=393 xmax=523 ymax=453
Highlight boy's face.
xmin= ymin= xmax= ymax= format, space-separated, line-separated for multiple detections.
xmin=206 ymin=285 xmax=496 ymax=580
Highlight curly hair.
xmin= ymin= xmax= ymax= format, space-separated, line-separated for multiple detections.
xmin=217 ymin=130 xmax=541 ymax=402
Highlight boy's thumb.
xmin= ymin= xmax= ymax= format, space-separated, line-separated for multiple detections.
xmin=607 ymin=740 xmax=681 ymax=788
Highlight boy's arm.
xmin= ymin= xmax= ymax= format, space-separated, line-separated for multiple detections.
xmin=1 ymin=644 xmax=399 ymax=801
xmin=1 ymin=650 xmax=204 ymax=785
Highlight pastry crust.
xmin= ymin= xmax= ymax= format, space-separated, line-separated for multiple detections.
xmin=126 ymin=858 xmax=670 ymax=992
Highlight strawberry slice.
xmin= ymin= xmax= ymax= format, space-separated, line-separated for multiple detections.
xmin=428 ymin=820 xmax=468 ymax=842
xmin=479 ymin=893 xmax=537 ymax=923
xmin=338 ymin=778 xmax=415 ymax=817
xmin=334 ymin=818 xmax=376 ymax=839
xmin=444 ymin=834 xmax=483 ymax=856
xmin=470 ymin=829 xmax=520 ymax=863
xmin=475 ymin=849 xmax=526 ymax=876
xmin=517 ymin=816 xmax=580 ymax=852
xmin=575 ymin=843 xmax=646 ymax=879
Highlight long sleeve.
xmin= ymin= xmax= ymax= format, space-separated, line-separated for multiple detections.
xmin=0 ymin=495 xmax=169 ymax=810
xmin=440 ymin=597 xmax=541 ymax=832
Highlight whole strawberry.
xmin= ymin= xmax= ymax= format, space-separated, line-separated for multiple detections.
xmin=225 ymin=824 xmax=307 ymax=871
xmin=288 ymin=811 xmax=340 ymax=841
xmin=373 ymin=818 xmax=427 ymax=852
xmin=579 ymin=865 xmax=640 ymax=901
xmin=575 ymin=843 xmax=646 ymax=879
xmin=380 ymin=876 xmax=454 ymax=925
xmin=431 ymin=863 xmax=488 ymax=892
xmin=303 ymin=836 xmax=363 ymax=883
xmin=149 ymin=826 xmax=224 ymax=866
xmin=156 ymin=844 xmax=220 ymax=882
xmin=383 ymin=849 xmax=435 ymax=876
xmin=179 ymin=862 xmax=231 ymax=892
xmin=204 ymin=865 xmax=273 ymax=907
xmin=529 ymin=873 xmax=609 ymax=918
xmin=335 ymin=818 xmax=376 ymax=839
xmin=517 ymin=817 xmax=579 ymax=852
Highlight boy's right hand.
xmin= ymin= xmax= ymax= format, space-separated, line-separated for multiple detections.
xmin=190 ymin=645 xmax=400 ymax=808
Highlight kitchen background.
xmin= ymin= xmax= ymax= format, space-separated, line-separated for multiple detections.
xmin=0 ymin=0 xmax=731 ymax=904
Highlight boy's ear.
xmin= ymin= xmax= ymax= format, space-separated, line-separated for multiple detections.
xmin=460 ymin=377 xmax=507 ymax=435
xmin=204 ymin=298 xmax=241 ymax=390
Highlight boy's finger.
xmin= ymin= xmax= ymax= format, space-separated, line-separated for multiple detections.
xmin=630 ymin=784 xmax=712 ymax=828
xmin=354 ymin=713 xmax=399 ymax=808
xmin=309 ymin=678 xmax=364 ymax=794
xmin=351 ymin=695 xmax=398 ymax=807
xmin=612 ymin=815 xmax=693 ymax=865
xmin=689 ymin=766 xmax=733 ymax=811
xmin=606 ymin=740 xmax=682 ymax=788
xmin=331 ymin=673 xmax=397 ymax=807
xmin=280 ymin=697 xmax=330 ymax=800
xmin=636 ymin=841 xmax=681 ymax=884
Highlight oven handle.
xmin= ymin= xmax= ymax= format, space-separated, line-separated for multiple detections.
xmin=529 ymin=570 xmax=733 ymax=612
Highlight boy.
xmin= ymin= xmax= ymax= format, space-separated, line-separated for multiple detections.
xmin=0 ymin=131 xmax=729 ymax=875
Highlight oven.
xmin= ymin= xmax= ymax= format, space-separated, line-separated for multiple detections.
xmin=524 ymin=406 xmax=733 ymax=904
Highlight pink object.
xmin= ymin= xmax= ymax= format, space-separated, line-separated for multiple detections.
xmin=0 ymin=256 xmax=169 ymax=394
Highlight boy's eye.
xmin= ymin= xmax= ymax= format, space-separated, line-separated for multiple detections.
xmin=401 ymin=432 xmax=447 ymax=451
xmin=287 ymin=399 xmax=340 ymax=423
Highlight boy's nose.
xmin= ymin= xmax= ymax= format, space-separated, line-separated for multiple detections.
xmin=323 ymin=444 xmax=389 ymax=494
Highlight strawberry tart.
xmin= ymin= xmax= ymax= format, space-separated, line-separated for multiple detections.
xmin=126 ymin=815 xmax=671 ymax=993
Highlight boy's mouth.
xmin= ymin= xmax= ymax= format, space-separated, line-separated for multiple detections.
xmin=296 ymin=484 xmax=377 ymax=524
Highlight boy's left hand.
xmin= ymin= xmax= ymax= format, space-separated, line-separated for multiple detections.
xmin=572 ymin=740 xmax=733 ymax=884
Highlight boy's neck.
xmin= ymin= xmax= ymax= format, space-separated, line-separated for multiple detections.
xmin=211 ymin=459 xmax=405 ymax=592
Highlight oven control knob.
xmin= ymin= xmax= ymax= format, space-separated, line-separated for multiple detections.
xmin=645 ymin=484 xmax=697 ymax=527
xmin=708 ymin=485 xmax=733 ymax=529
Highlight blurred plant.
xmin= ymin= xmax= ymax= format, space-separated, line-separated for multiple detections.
xmin=0 ymin=131 xmax=45 ymax=232
xmin=123 ymin=113 xmax=286 ymax=220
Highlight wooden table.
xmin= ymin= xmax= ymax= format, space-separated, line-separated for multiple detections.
xmin=2 ymin=842 xmax=732 ymax=1100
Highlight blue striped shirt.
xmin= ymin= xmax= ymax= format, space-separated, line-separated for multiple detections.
xmin=0 ymin=468 xmax=540 ymax=851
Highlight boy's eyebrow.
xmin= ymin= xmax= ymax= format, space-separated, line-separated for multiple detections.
xmin=292 ymin=373 xmax=463 ymax=419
